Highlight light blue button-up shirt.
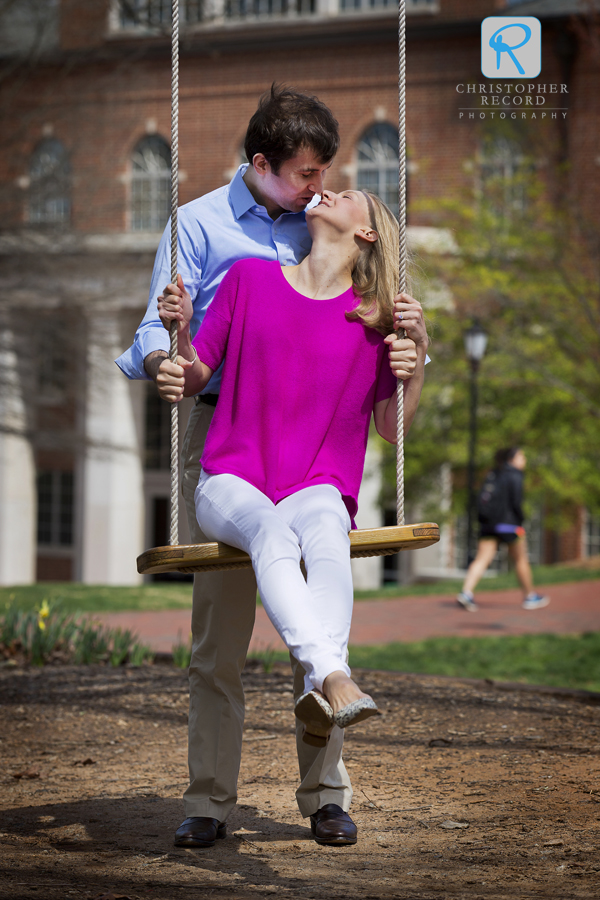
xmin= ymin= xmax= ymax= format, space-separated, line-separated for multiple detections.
xmin=115 ymin=165 xmax=313 ymax=392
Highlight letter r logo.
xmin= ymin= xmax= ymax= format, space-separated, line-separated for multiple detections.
xmin=481 ymin=17 xmax=541 ymax=79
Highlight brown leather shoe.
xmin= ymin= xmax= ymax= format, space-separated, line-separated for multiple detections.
xmin=174 ymin=816 xmax=226 ymax=848
xmin=310 ymin=804 xmax=357 ymax=846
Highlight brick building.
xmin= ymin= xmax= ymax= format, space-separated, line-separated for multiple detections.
xmin=0 ymin=0 xmax=598 ymax=585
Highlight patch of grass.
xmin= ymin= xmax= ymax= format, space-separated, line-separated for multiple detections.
xmin=129 ymin=642 xmax=155 ymax=667
xmin=1 ymin=559 xmax=598 ymax=615
xmin=0 ymin=582 xmax=193 ymax=614
xmin=247 ymin=633 xmax=600 ymax=692
xmin=172 ymin=631 xmax=192 ymax=669
xmin=0 ymin=601 xmax=154 ymax=667
xmin=348 ymin=633 xmax=600 ymax=694
xmin=354 ymin=561 xmax=600 ymax=601
xmin=247 ymin=645 xmax=281 ymax=674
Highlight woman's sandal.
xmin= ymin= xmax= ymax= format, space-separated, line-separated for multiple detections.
xmin=333 ymin=697 xmax=381 ymax=729
xmin=294 ymin=691 xmax=334 ymax=747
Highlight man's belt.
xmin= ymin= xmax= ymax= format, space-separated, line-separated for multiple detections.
xmin=195 ymin=393 xmax=219 ymax=408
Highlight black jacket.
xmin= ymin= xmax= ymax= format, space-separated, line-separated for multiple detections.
xmin=501 ymin=465 xmax=524 ymax=526
xmin=478 ymin=464 xmax=524 ymax=527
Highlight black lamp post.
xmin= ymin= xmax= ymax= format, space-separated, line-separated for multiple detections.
xmin=464 ymin=320 xmax=488 ymax=568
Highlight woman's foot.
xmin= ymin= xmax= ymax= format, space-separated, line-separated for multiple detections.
xmin=294 ymin=690 xmax=334 ymax=746
xmin=322 ymin=671 xmax=381 ymax=729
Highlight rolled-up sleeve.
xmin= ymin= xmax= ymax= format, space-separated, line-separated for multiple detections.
xmin=115 ymin=215 xmax=205 ymax=380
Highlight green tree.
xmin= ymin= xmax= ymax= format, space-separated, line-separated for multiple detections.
xmin=388 ymin=157 xmax=600 ymax=528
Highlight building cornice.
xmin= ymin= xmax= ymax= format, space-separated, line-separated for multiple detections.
xmin=0 ymin=13 xmax=497 ymax=69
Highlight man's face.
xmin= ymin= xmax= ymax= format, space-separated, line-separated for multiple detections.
xmin=512 ymin=450 xmax=527 ymax=470
xmin=258 ymin=149 xmax=332 ymax=214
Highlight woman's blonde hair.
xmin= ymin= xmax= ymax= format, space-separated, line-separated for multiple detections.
xmin=346 ymin=191 xmax=402 ymax=335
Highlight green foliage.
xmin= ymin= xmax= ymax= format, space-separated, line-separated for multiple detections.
xmin=349 ymin=632 xmax=600 ymax=694
xmin=172 ymin=631 xmax=192 ymax=669
xmin=71 ymin=619 xmax=112 ymax=665
xmin=402 ymin=150 xmax=600 ymax=526
xmin=109 ymin=628 xmax=137 ymax=667
xmin=0 ymin=602 xmax=77 ymax=665
xmin=129 ymin=642 xmax=154 ymax=667
xmin=31 ymin=607 xmax=77 ymax=666
xmin=0 ymin=600 xmax=151 ymax=667
xmin=247 ymin=645 xmax=280 ymax=674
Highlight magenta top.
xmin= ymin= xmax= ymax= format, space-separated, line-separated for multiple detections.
xmin=192 ymin=259 xmax=397 ymax=521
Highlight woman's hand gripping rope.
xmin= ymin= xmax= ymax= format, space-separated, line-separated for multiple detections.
xmin=384 ymin=292 xmax=428 ymax=381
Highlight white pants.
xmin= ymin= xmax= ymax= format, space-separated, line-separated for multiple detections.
xmin=195 ymin=473 xmax=353 ymax=693
xmin=181 ymin=401 xmax=351 ymax=821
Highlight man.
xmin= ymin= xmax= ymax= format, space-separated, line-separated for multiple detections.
xmin=117 ymin=85 xmax=415 ymax=848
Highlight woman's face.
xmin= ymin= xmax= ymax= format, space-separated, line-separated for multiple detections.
xmin=307 ymin=189 xmax=376 ymax=241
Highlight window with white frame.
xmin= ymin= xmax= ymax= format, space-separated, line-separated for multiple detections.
xmin=29 ymin=138 xmax=70 ymax=225
xmin=224 ymin=0 xmax=315 ymax=19
xmin=118 ymin=0 xmax=207 ymax=29
xmin=356 ymin=123 xmax=399 ymax=218
xmin=131 ymin=135 xmax=171 ymax=232
xmin=341 ymin=0 xmax=438 ymax=12
xmin=585 ymin=510 xmax=600 ymax=558
xmin=479 ymin=136 xmax=530 ymax=216
xmin=37 ymin=471 xmax=74 ymax=547
xmin=115 ymin=0 xmax=437 ymax=28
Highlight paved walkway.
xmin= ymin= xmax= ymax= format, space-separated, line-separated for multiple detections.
xmin=96 ymin=579 xmax=600 ymax=654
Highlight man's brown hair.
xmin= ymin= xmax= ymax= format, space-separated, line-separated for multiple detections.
xmin=244 ymin=83 xmax=339 ymax=174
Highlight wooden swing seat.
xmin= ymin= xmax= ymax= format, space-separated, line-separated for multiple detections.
xmin=137 ymin=523 xmax=440 ymax=575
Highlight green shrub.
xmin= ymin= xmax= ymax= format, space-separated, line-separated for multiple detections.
xmin=109 ymin=628 xmax=137 ymax=667
xmin=0 ymin=601 xmax=151 ymax=667
xmin=172 ymin=631 xmax=192 ymax=669
xmin=247 ymin=645 xmax=279 ymax=674
xmin=129 ymin=643 xmax=154 ymax=667
xmin=72 ymin=620 xmax=112 ymax=665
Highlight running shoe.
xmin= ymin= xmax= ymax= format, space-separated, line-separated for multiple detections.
xmin=522 ymin=593 xmax=550 ymax=610
xmin=456 ymin=591 xmax=478 ymax=612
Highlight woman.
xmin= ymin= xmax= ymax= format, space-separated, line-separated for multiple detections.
xmin=456 ymin=447 xmax=550 ymax=612
xmin=157 ymin=189 xmax=428 ymax=743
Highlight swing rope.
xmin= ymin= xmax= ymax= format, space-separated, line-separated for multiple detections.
xmin=137 ymin=0 xmax=440 ymax=576
xmin=169 ymin=0 xmax=180 ymax=547
xmin=396 ymin=0 xmax=406 ymax=528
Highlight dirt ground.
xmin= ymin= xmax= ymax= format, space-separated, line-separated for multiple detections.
xmin=1 ymin=661 xmax=600 ymax=900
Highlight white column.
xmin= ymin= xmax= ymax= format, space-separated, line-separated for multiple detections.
xmin=0 ymin=327 xmax=36 ymax=584
xmin=409 ymin=462 xmax=455 ymax=578
xmin=316 ymin=0 xmax=339 ymax=16
xmin=351 ymin=436 xmax=383 ymax=590
xmin=80 ymin=315 xmax=145 ymax=585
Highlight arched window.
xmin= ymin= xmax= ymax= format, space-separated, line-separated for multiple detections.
xmin=131 ymin=135 xmax=171 ymax=232
xmin=29 ymin=138 xmax=70 ymax=225
xmin=356 ymin=123 xmax=399 ymax=218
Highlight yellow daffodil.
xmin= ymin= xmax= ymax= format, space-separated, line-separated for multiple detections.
xmin=37 ymin=599 xmax=50 ymax=631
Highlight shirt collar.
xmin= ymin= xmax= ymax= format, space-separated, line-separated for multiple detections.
xmin=229 ymin=164 xmax=259 ymax=220
xmin=228 ymin=162 xmax=316 ymax=222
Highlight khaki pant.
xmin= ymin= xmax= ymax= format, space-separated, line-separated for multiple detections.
xmin=181 ymin=400 xmax=352 ymax=821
